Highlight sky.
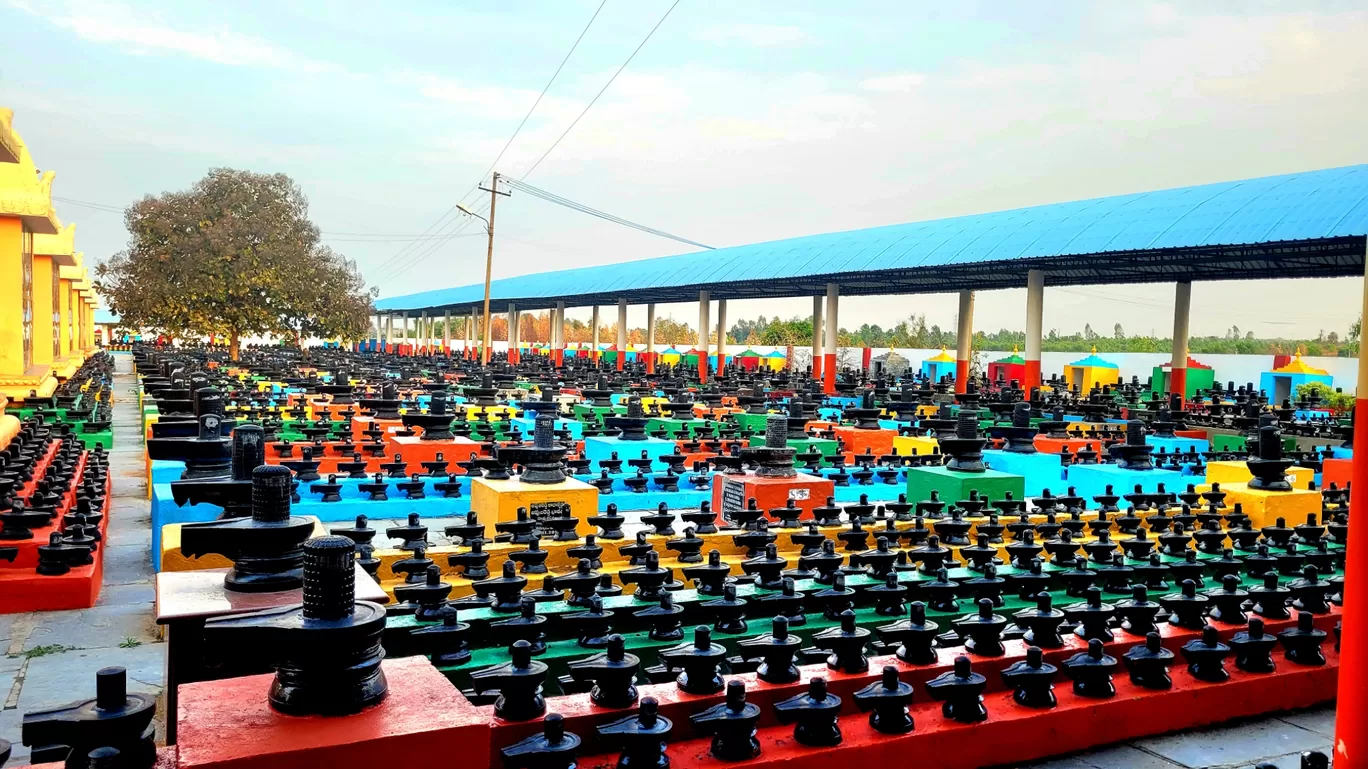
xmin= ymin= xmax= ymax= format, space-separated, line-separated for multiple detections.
xmin=3 ymin=0 xmax=1368 ymax=339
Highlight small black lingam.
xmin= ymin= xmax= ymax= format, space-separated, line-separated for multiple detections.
xmin=21 ymin=666 xmax=158 ymax=769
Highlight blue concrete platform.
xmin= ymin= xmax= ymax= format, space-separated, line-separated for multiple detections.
xmin=583 ymin=435 xmax=677 ymax=471
xmin=983 ymin=449 xmax=1065 ymax=496
xmin=509 ymin=415 xmax=583 ymax=439
xmin=150 ymin=474 xmax=476 ymax=569
xmin=1065 ymin=464 xmax=1187 ymax=507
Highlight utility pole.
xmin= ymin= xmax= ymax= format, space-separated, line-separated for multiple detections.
xmin=472 ymin=173 xmax=511 ymax=365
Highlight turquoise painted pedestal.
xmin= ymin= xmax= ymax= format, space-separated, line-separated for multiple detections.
xmin=905 ymin=465 xmax=1025 ymax=506
xmin=982 ymin=450 xmax=1064 ymax=496
xmin=1065 ymin=464 xmax=1186 ymax=508
xmin=510 ymin=415 xmax=583 ymax=440
xmin=583 ymin=435 xmax=677 ymax=472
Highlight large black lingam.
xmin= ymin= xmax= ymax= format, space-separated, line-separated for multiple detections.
xmin=518 ymin=413 xmax=569 ymax=484
xmin=941 ymin=409 xmax=987 ymax=472
xmin=1247 ymin=425 xmax=1294 ymax=491
xmin=201 ymin=536 xmax=388 ymax=715
xmin=604 ymin=397 xmax=650 ymax=441
xmin=1110 ymin=420 xmax=1156 ymax=471
xmin=743 ymin=415 xmax=797 ymax=478
xmin=178 ymin=464 xmax=316 ymax=592
xmin=21 ymin=666 xmax=158 ymax=769
xmin=170 ymin=424 xmax=267 ymax=519
xmin=401 ymin=391 xmax=456 ymax=441
xmin=1001 ymin=402 xmax=1038 ymax=454
xmin=146 ymin=411 xmax=234 ymax=480
xmin=358 ymin=381 xmax=403 ymax=420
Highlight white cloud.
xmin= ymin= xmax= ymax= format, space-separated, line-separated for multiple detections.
xmin=859 ymin=73 xmax=927 ymax=92
xmin=8 ymin=0 xmax=335 ymax=72
xmin=694 ymin=23 xmax=811 ymax=47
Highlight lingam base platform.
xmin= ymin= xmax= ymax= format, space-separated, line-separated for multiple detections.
xmin=905 ymin=465 xmax=1025 ymax=507
xmin=1199 ymin=481 xmax=1323 ymax=530
xmin=711 ymin=472 xmax=835 ymax=519
xmin=1204 ymin=460 xmax=1315 ymax=490
xmin=175 ymin=656 xmax=490 ymax=769
xmin=470 ymin=476 xmax=599 ymax=538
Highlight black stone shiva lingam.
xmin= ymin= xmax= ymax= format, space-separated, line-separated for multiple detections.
xmin=21 ymin=666 xmax=158 ymax=769
xmin=519 ymin=413 xmax=569 ymax=484
xmin=178 ymin=464 xmax=316 ymax=592
xmin=1110 ymin=420 xmax=1155 ymax=471
xmin=201 ymin=535 xmax=388 ymax=715
xmin=742 ymin=415 xmax=797 ymax=478
xmin=1247 ymin=425 xmax=1294 ymax=491
xmin=941 ymin=409 xmax=987 ymax=472
xmin=169 ymin=424 xmax=267 ymax=519
xmin=401 ymin=391 xmax=457 ymax=441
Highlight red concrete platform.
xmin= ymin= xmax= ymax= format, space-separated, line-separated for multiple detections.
xmin=567 ymin=648 xmax=1338 ymax=769
xmin=176 ymin=656 xmax=489 ymax=769
xmin=1324 ymin=457 xmax=1351 ymax=489
xmin=1033 ymin=436 xmax=1098 ymax=455
xmin=389 ymin=435 xmax=486 ymax=466
xmin=711 ymin=472 xmax=837 ymax=521
xmin=349 ymin=416 xmax=405 ymax=442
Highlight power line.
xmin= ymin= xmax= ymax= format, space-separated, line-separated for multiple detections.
xmin=323 ymin=233 xmax=484 ymax=243
xmin=369 ymin=0 xmax=606 ymax=278
xmin=53 ymin=196 xmax=125 ymax=213
xmin=521 ymin=0 xmax=681 ymax=180
xmin=502 ymin=176 xmax=712 ymax=249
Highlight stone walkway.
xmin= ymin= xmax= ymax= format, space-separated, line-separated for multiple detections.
xmin=0 ymin=352 xmax=1336 ymax=768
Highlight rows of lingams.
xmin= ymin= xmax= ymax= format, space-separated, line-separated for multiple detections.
xmin=0 ymin=353 xmax=114 ymax=613
xmin=19 ymin=343 xmax=1332 ymax=769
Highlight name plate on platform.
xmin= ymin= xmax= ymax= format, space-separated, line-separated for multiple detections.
xmin=721 ymin=478 xmax=746 ymax=511
xmin=529 ymin=500 xmax=573 ymax=521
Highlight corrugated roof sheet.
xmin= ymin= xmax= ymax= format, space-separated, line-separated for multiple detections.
xmin=377 ymin=164 xmax=1368 ymax=312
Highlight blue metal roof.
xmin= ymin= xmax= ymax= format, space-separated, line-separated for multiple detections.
xmin=376 ymin=164 xmax=1368 ymax=313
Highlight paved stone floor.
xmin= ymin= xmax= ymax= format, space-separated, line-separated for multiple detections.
xmin=0 ymin=352 xmax=1337 ymax=767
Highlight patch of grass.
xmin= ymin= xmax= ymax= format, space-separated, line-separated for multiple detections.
xmin=17 ymin=644 xmax=74 ymax=658
xmin=118 ymin=637 xmax=142 ymax=649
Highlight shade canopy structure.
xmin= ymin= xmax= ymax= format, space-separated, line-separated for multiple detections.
xmin=376 ymin=164 xmax=1368 ymax=315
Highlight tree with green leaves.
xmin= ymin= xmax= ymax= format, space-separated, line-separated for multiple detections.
xmin=95 ymin=168 xmax=376 ymax=359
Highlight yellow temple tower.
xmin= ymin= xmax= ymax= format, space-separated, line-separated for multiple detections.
xmin=0 ymin=108 xmax=94 ymax=403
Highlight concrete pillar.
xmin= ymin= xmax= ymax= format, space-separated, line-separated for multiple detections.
xmin=443 ymin=310 xmax=451 ymax=355
xmin=645 ymin=303 xmax=657 ymax=374
xmin=554 ymin=301 xmax=566 ymax=366
xmin=590 ymin=305 xmax=601 ymax=364
xmin=697 ymin=290 xmax=711 ymax=383
xmin=716 ymin=298 xmax=728 ymax=376
xmin=385 ymin=314 xmax=393 ymax=352
xmin=1025 ymin=270 xmax=1044 ymax=390
xmin=1170 ymin=281 xmax=1192 ymax=403
xmin=419 ymin=312 xmax=427 ymax=354
xmin=812 ymin=295 xmax=824 ymax=382
xmin=1335 ymin=241 xmax=1368 ymax=767
xmin=508 ymin=303 xmax=518 ymax=364
xmin=616 ymin=299 xmax=628 ymax=372
xmin=468 ymin=308 xmax=477 ymax=360
xmin=955 ymin=290 xmax=975 ymax=394
xmin=823 ymin=283 xmax=838 ymax=395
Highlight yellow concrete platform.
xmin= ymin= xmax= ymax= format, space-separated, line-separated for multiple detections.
xmin=893 ymin=434 xmax=940 ymax=457
xmin=469 ymin=476 xmax=598 ymax=538
xmin=1201 ymin=482 xmax=1322 ymax=530
xmin=1205 ymin=461 xmax=1315 ymax=491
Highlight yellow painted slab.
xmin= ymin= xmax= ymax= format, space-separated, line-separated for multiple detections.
xmin=1205 ymin=461 xmax=1315 ymax=492
xmin=469 ymin=476 xmax=598 ymax=539
xmin=893 ymin=434 xmax=940 ymax=457
xmin=1207 ymin=481 xmax=1322 ymax=530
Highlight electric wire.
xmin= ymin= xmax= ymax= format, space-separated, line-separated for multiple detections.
xmin=502 ymin=175 xmax=712 ymax=249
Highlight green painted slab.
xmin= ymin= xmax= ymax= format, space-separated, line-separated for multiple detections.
xmin=906 ymin=464 xmax=1025 ymax=505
